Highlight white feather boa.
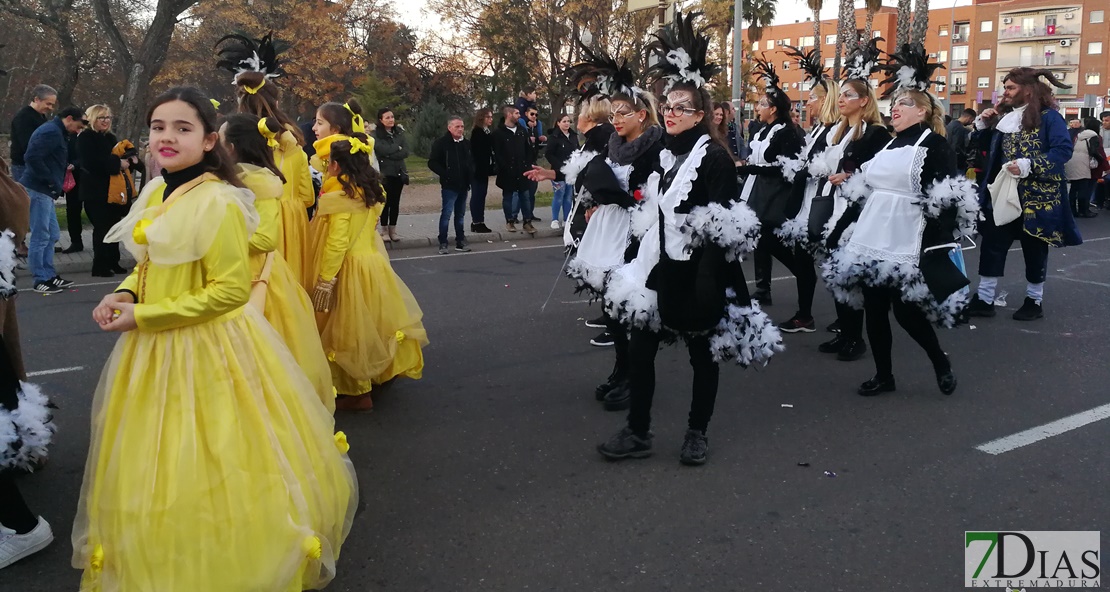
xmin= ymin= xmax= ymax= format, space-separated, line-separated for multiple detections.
xmin=708 ymin=296 xmax=784 ymax=366
xmin=918 ymin=175 xmax=980 ymax=235
xmin=680 ymin=201 xmax=762 ymax=262
xmin=775 ymin=216 xmax=807 ymax=249
xmin=0 ymin=230 xmax=17 ymax=298
xmin=0 ymin=382 xmax=55 ymax=472
xmin=561 ymin=148 xmax=598 ymax=188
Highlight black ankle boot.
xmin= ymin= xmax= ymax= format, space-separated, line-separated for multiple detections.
xmin=934 ymin=356 xmax=957 ymax=395
xmin=858 ymin=375 xmax=896 ymax=396
xmin=602 ymin=380 xmax=631 ymax=411
xmin=594 ymin=370 xmax=621 ymax=401
xmin=818 ymin=334 xmax=845 ymax=353
xmin=836 ymin=338 xmax=867 ymax=362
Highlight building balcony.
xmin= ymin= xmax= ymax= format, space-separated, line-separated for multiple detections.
xmin=950 ymin=84 xmax=967 ymax=95
xmin=995 ymin=56 xmax=1079 ymax=70
xmin=998 ymin=25 xmax=1080 ymax=42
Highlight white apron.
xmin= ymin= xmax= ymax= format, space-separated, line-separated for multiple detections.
xmin=845 ymin=129 xmax=931 ymax=266
xmin=570 ymin=161 xmax=634 ymax=291
xmin=739 ymin=123 xmax=785 ymax=203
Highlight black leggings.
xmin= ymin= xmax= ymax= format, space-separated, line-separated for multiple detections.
xmin=606 ymin=315 xmax=630 ymax=379
xmin=0 ymin=473 xmax=37 ymax=534
xmin=754 ymin=233 xmax=817 ymax=317
xmin=835 ymin=300 xmax=865 ymax=341
xmin=862 ymin=286 xmax=950 ymax=379
xmin=86 ymin=200 xmax=124 ymax=273
xmin=627 ymin=328 xmax=719 ymax=437
xmin=381 ymin=175 xmax=404 ymax=226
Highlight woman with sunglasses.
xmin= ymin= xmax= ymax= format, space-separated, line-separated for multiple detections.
xmin=600 ymin=13 xmax=779 ymax=465
xmin=823 ymin=43 xmax=978 ymax=397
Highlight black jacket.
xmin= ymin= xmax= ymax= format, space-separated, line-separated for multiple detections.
xmin=373 ymin=126 xmax=409 ymax=178
xmin=10 ymin=106 xmax=47 ymax=166
xmin=492 ymin=124 xmax=531 ymax=191
xmin=427 ymin=133 xmax=475 ymax=191
xmin=544 ymin=130 xmax=579 ymax=182
xmin=470 ymin=127 xmax=496 ymax=177
xmin=76 ymin=130 xmax=123 ymax=206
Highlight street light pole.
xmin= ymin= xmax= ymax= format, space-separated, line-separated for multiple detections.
xmin=732 ymin=0 xmax=744 ymax=156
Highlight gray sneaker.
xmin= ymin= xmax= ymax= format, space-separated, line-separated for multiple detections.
xmin=597 ymin=427 xmax=653 ymax=460
xmin=455 ymin=242 xmax=471 ymax=252
xmin=438 ymin=244 xmax=449 ymax=255
xmin=679 ymin=429 xmax=708 ymax=466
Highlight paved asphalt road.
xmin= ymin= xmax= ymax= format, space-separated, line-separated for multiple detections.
xmin=5 ymin=223 xmax=1110 ymax=591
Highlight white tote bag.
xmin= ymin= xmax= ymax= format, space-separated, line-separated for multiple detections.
xmin=988 ymin=170 xmax=1022 ymax=226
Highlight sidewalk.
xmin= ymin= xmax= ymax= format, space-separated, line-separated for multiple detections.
xmin=26 ymin=209 xmax=563 ymax=277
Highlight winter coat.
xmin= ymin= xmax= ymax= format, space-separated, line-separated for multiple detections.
xmin=9 ymin=106 xmax=47 ymax=167
xmin=427 ymin=133 xmax=475 ymax=191
xmin=20 ymin=118 xmax=70 ymax=196
xmin=492 ymin=124 xmax=531 ymax=192
xmin=373 ymin=126 xmax=409 ymax=178
xmin=1065 ymin=129 xmax=1098 ymax=181
xmin=544 ymin=130 xmax=579 ymax=182
xmin=470 ymin=127 xmax=496 ymax=177
xmin=77 ymin=130 xmax=124 ymax=205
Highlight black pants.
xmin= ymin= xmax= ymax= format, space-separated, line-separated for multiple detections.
xmin=85 ymin=200 xmax=124 ymax=274
xmin=0 ymin=473 xmax=37 ymax=534
xmin=754 ymin=233 xmax=816 ymax=316
xmin=606 ymin=316 xmax=630 ymax=379
xmin=862 ymin=286 xmax=949 ymax=379
xmin=66 ymin=185 xmax=83 ymax=249
xmin=381 ymin=175 xmax=404 ymax=226
xmin=627 ymin=328 xmax=719 ymax=437
xmin=835 ymin=300 xmax=865 ymax=341
xmin=1068 ymin=179 xmax=1094 ymax=216
xmin=978 ymin=218 xmax=1049 ymax=283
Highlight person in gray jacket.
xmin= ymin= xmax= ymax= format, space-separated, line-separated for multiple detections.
xmin=373 ymin=108 xmax=409 ymax=242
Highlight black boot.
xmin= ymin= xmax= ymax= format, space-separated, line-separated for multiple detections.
xmin=836 ymin=338 xmax=867 ymax=362
xmin=858 ymin=375 xmax=896 ymax=396
xmin=966 ymin=294 xmax=996 ymax=318
xmin=601 ymin=380 xmax=631 ymax=411
xmin=594 ymin=369 xmax=620 ymax=401
xmin=1012 ymin=297 xmax=1043 ymax=321
xmin=818 ymin=334 xmax=845 ymax=354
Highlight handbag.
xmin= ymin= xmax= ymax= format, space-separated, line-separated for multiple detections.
xmin=400 ymin=171 xmax=411 ymax=186
xmin=920 ymin=238 xmax=973 ymax=302
xmin=62 ymin=169 xmax=76 ymax=193
xmin=987 ymin=169 xmax=1021 ymax=226
xmin=645 ymin=208 xmax=725 ymax=332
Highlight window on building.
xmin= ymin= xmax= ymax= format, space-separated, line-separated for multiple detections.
xmin=766 ymin=40 xmax=774 ymax=50
xmin=783 ymin=61 xmax=790 ymax=70
xmin=783 ymin=38 xmax=791 ymax=46
xmin=977 ymin=76 xmax=990 ymax=88
xmin=937 ymin=50 xmax=948 ymax=62
xmin=752 ymin=41 xmax=759 ymax=51
xmin=980 ymin=20 xmax=993 ymax=32
xmin=1090 ymin=42 xmax=1104 ymax=55
xmin=953 ymin=46 xmax=969 ymax=62
xmin=955 ymin=23 xmax=970 ymax=38
xmin=825 ymin=34 xmax=837 ymax=45
xmin=825 ymin=57 xmax=835 ymax=68
xmin=874 ymin=30 xmax=882 ymax=39
xmin=936 ymin=75 xmax=947 ymax=85
xmin=939 ymin=25 xmax=949 ymax=36
xmin=1090 ymin=10 xmax=1104 ymax=24
xmin=1086 ymin=72 xmax=1101 ymax=85
xmin=800 ymin=36 xmax=814 ymax=46
xmin=979 ymin=49 xmax=991 ymax=60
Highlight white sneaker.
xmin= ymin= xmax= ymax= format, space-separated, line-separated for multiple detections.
xmin=550 ymin=220 xmax=561 ymax=230
xmin=0 ymin=517 xmax=54 ymax=569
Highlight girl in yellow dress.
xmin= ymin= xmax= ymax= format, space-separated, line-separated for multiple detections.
xmin=220 ymin=113 xmax=335 ymax=413
xmin=74 ymin=87 xmax=357 ymax=591
xmin=310 ymin=99 xmax=377 ymax=172
xmin=216 ymin=33 xmax=316 ymax=287
xmin=307 ymin=131 xmax=427 ymax=412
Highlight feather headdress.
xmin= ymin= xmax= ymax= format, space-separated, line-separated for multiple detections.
xmin=645 ymin=11 xmax=721 ymax=93
xmin=877 ymin=42 xmax=945 ymax=98
xmin=563 ymin=41 xmax=643 ymax=105
xmin=215 ymin=31 xmax=291 ymax=83
xmin=844 ymin=37 xmax=883 ymax=82
xmin=753 ymin=53 xmax=788 ymax=100
xmin=784 ymin=45 xmax=828 ymax=91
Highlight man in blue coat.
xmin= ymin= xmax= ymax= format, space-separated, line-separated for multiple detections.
xmin=19 ymin=106 xmax=86 ymax=294
xmin=967 ymin=68 xmax=1081 ymax=321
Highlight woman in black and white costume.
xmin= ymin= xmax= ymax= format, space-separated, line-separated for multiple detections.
xmin=795 ymin=40 xmax=891 ymax=361
xmin=738 ymin=58 xmax=812 ymax=334
xmin=598 ymin=12 xmax=781 ymax=466
xmin=822 ymin=43 xmax=978 ymax=397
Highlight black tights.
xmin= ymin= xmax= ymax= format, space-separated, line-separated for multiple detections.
xmin=606 ymin=316 xmax=630 ymax=379
xmin=755 ymin=234 xmax=817 ymax=317
xmin=835 ymin=300 xmax=864 ymax=341
xmin=627 ymin=329 xmax=719 ymax=437
xmin=381 ymin=175 xmax=404 ymax=226
xmin=0 ymin=473 xmax=37 ymax=534
xmin=862 ymin=287 xmax=950 ymax=379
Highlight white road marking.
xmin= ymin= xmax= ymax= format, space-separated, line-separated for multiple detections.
xmin=72 ymin=281 xmax=122 ymax=288
xmin=27 ymin=366 xmax=86 ymax=377
xmin=391 ymin=243 xmax=563 ymax=261
xmin=975 ymin=403 xmax=1110 ymax=455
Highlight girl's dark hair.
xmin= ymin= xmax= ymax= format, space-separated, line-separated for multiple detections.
xmin=330 ymin=132 xmax=385 ymax=207
xmin=146 ymin=86 xmax=243 ymax=187
xmin=222 ymin=113 xmax=287 ymax=183
xmin=668 ymin=82 xmax=729 ymax=152
xmin=317 ymin=98 xmax=364 ymax=136
xmin=1082 ymin=117 xmax=1100 ymax=134
xmin=234 ymin=71 xmax=304 ymax=145
xmin=765 ymin=89 xmax=793 ymax=125
xmin=376 ymin=107 xmax=393 ymax=126
xmin=473 ymin=107 xmax=493 ymax=129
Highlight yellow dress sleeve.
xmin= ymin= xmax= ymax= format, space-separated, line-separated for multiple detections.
xmin=318 ymin=213 xmax=352 ymax=283
xmin=134 ymin=203 xmax=251 ymax=331
xmin=293 ymin=150 xmax=315 ymax=207
xmin=249 ymin=198 xmax=281 ymax=256
xmin=116 ymin=269 xmax=140 ymax=296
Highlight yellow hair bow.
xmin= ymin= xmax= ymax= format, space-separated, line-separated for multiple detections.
xmin=347 ymin=136 xmax=373 ymax=155
xmin=133 ymin=219 xmax=153 ymax=245
xmin=344 ymin=103 xmax=366 ymax=134
xmin=210 ymin=98 xmax=221 ymax=110
xmin=243 ymin=79 xmax=266 ymax=95
xmin=257 ymin=117 xmax=279 ymax=148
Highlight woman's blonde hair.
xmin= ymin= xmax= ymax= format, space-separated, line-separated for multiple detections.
xmin=893 ymin=89 xmax=946 ymax=136
xmin=85 ymin=104 xmax=112 ymax=132
xmin=832 ymin=79 xmax=883 ymax=143
xmin=815 ymin=81 xmax=841 ymax=127
xmin=610 ymin=91 xmax=660 ymax=132
xmin=579 ymin=95 xmax=612 ymax=125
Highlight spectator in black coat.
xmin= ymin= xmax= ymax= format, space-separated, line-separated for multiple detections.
xmin=427 ymin=116 xmax=476 ymax=253
xmin=8 ymin=85 xmax=56 ymax=183
xmin=543 ymin=114 xmax=579 ymax=229
xmin=77 ymin=105 xmax=134 ymax=277
xmin=469 ymin=108 xmax=496 ymax=233
xmin=372 ymin=108 xmax=410 ymax=242
xmin=62 ymin=131 xmax=84 ymax=253
xmin=491 ymin=105 xmax=535 ymax=234
xmin=945 ymin=108 xmax=975 ymax=171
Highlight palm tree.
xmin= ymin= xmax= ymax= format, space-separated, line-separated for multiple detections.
xmin=910 ymin=0 xmax=929 ymax=44
xmin=745 ymin=0 xmax=778 ymax=46
xmin=832 ymin=0 xmax=857 ymax=80
xmin=863 ymin=0 xmax=882 ymax=42
xmin=807 ymin=0 xmax=823 ymax=52
xmin=896 ymin=0 xmax=912 ymax=47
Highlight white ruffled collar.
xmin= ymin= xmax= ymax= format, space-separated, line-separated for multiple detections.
xmin=996 ymin=105 xmax=1026 ymax=134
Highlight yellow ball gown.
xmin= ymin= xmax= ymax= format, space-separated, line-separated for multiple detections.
xmin=307 ymin=135 xmax=427 ymax=399
xmin=239 ymin=163 xmax=335 ymax=414
xmin=274 ymin=127 xmax=315 ymax=288
xmin=73 ymin=173 xmax=357 ymax=591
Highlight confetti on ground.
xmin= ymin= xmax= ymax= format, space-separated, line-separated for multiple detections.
xmin=797 ymin=462 xmax=810 ymax=467
xmin=781 ymin=404 xmax=793 ymax=408
xmin=824 ymin=470 xmax=837 ymax=478
xmin=970 ymin=325 xmax=976 ymax=330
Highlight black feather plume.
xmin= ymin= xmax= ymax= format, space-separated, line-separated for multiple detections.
xmin=878 ymin=42 xmax=946 ymax=98
xmin=844 ymin=37 xmax=883 ymax=82
xmin=645 ymin=11 xmax=721 ymax=92
xmin=784 ymin=45 xmax=827 ymax=90
xmin=215 ymin=31 xmax=291 ymax=80
xmin=564 ymin=40 xmax=642 ymax=104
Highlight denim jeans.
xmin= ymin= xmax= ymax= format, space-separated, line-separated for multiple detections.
xmin=551 ymin=181 xmax=573 ymax=223
xmin=471 ymin=176 xmax=489 ymax=224
xmin=27 ymin=188 xmax=59 ymax=284
xmin=1068 ymin=179 xmax=1094 ymax=215
xmin=10 ymin=164 xmax=25 ymax=185
xmin=439 ymin=187 xmax=468 ymax=246
xmin=503 ymin=189 xmax=533 ymax=223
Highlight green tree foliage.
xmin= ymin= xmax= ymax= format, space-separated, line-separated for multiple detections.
xmin=409 ymin=98 xmax=448 ymax=158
